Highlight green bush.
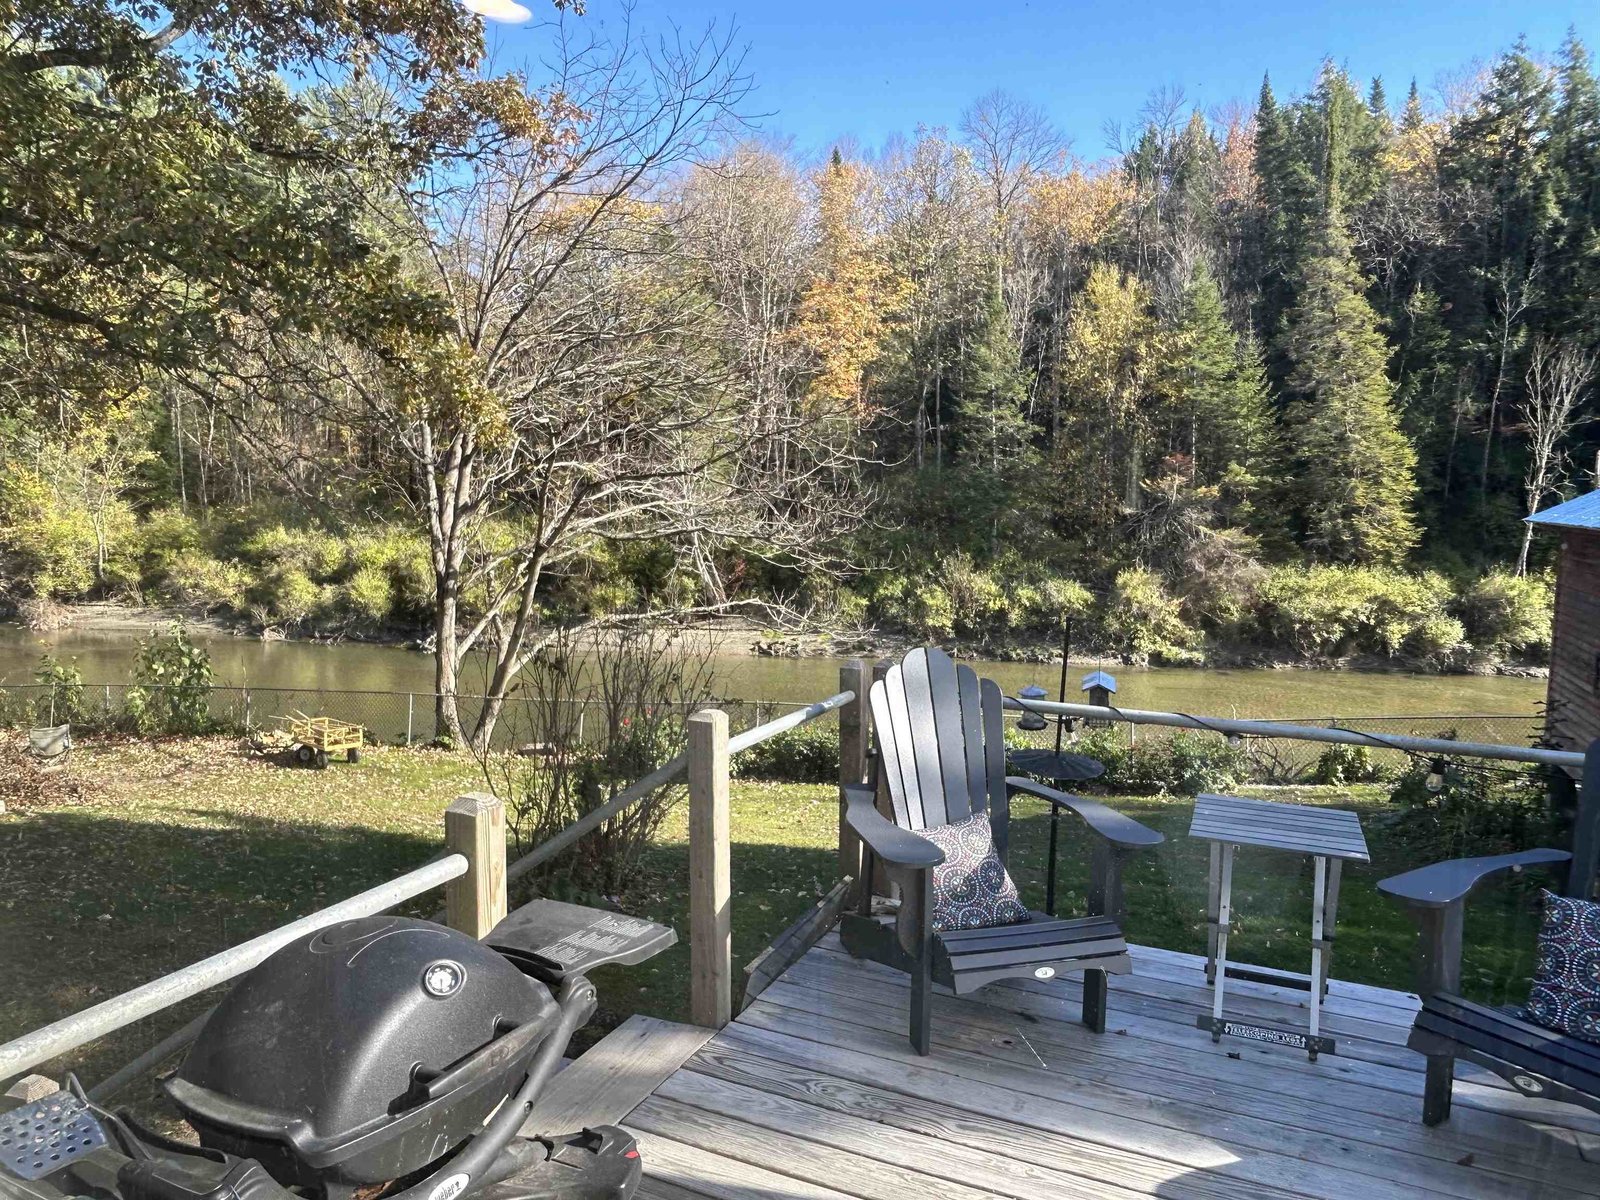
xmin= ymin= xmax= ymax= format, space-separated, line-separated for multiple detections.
xmin=1063 ymin=726 xmax=1249 ymax=795
xmin=344 ymin=565 xmax=395 ymax=624
xmin=867 ymin=573 xmax=955 ymax=641
xmin=162 ymin=550 xmax=250 ymax=613
xmin=255 ymin=566 xmax=323 ymax=627
xmin=1256 ymin=566 xmax=1460 ymax=661
xmin=1105 ymin=569 xmax=1201 ymax=664
xmin=1457 ymin=570 xmax=1553 ymax=659
xmin=732 ymin=722 xmax=840 ymax=782
xmin=1311 ymin=743 xmax=1383 ymax=786
xmin=33 ymin=654 xmax=87 ymax=726
xmin=125 ymin=623 xmax=214 ymax=734
xmin=131 ymin=508 xmax=203 ymax=579
xmin=1389 ymin=759 xmax=1560 ymax=859
xmin=0 ymin=469 xmax=100 ymax=598
xmin=1118 ymin=731 xmax=1250 ymax=795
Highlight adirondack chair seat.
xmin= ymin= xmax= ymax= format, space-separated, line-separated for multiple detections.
xmin=1378 ymin=847 xmax=1586 ymax=1125
xmin=935 ymin=913 xmax=1129 ymax=994
xmin=1407 ymin=991 xmax=1600 ymax=1117
xmin=839 ymin=647 xmax=1163 ymax=1054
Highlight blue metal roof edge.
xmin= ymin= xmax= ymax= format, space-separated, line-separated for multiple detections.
xmin=1526 ymin=490 xmax=1600 ymax=531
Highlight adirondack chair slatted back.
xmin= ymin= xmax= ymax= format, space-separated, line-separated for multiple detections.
xmin=870 ymin=647 xmax=1009 ymax=848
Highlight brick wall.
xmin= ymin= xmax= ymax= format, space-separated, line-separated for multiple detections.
xmin=1549 ymin=530 xmax=1600 ymax=758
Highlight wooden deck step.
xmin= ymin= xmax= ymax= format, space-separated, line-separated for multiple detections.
xmin=522 ymin=1014 xmax=714 ymax=1135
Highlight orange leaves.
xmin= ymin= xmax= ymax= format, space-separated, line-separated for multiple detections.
xmin=1022 ymin=164 xmax=1131 ymax=254
xmin=793 ymin=155 xmax=908 ymax=417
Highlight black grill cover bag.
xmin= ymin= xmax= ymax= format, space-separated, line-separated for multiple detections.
xmin=167 ymin=917 xmax=557 ymax=1188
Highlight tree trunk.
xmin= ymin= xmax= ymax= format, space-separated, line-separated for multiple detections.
xmin=433 ymin=590 xmax=465 ymax=744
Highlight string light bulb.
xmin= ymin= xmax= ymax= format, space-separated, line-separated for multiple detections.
xmin=1425 ymin=758 xmax=1448 ymax=793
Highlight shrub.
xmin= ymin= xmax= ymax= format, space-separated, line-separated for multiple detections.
xmin=0 ymin=469 xmax=99 ymax=598
xmin=1311 ymin=743 xmax=1383 ymax=786
xmin=125 ymin=623 xmax=214 ymax=734
xmin=940 ymin=553 xmax=1005 ymax=638
xmin=240 ymin=524 xmax=343 ymax=579
xmin=1389 ymin=759 xmax=1560 ymax=859
xmin=351 ymin=527 xmax=434 ymax=622
xmin=132 ymin=508 xmax=203 ymax=578
xmin=344 ymin=565 xmax=395 ymax=624
xmin=867 ymin=573 xmax=955 ymax=641
xmin=1062 ymin=726 xmax=1249 ymax=795
xmin=33 ymin=654 xmax=87 ymax=726
xmin=1457 ymin=570 xmax=1554 ymax=659
xmin=1256 ymin=566 xmax=1459 ymax=661
xmin=1117 ymin=731 xmax=1250 ymax=795
xmin=1105 ymin=569 xmax=1201 ymax=664
xmin=162 ymin=550 xmax=250 ymax=613
xmin=256 ymin=566 xmax=323 ymax=627
xmin=732 ymin=722 xmax=840 ymax=782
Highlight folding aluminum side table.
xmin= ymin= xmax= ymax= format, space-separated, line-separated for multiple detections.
xmin=1188 ymin=793 xmax=1370 ymax=1060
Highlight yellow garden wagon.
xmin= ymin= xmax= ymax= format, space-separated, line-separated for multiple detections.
xmin=278 ymin=711 xmax=365 ymax=769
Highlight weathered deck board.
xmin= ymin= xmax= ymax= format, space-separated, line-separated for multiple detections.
xmin=522 ymin=1014 xmax=713 ymax=1135
xmin=618 ymin=941 xmax=1600 ymax=1199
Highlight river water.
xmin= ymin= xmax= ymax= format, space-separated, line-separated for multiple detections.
xmin=0 ymin=623 xmax=1543 ymax=721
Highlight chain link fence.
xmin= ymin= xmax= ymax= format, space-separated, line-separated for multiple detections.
xmin=0 ymin=676 xmax=1544 ymax=782
xmin=0 ymin=682 xmax=819 ymax=749
xmin=1007 ymin=709 xmax=1546 ymax=782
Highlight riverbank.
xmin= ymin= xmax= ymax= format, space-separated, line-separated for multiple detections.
xmin=19 ymin=600 xmax=1551 ymax=681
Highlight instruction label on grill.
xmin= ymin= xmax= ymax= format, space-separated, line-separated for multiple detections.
xmin=536 ymin=913 xmax=659 ymax=969
xmin=489 ymin=898 xmax=677 ymax=973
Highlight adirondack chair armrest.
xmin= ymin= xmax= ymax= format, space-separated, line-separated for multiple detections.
xmin=1377 ymin=848 xmax=1571 ymax=910
xmin=1378 ymin=848 xmax=1569 ymax=998
xmin=843 ymin=783 xmax=945 ymax=870
xmin=1006 ymin=777 xmax=1166 ymax=852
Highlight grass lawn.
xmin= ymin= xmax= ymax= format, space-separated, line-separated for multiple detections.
xmin=1 ymin=737 xmax=1558 ymax=1108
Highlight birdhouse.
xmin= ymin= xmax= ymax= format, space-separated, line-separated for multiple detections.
xmin=1016 ymin=684 xmax=1048 ymax=732
xmin=1080 ymin=671 xmax=1117 ymax=727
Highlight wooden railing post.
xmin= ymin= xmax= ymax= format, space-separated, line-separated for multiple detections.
xmin=445 ymin=793 xmax=507 ymax=939
xmin=688 ymin=709 xmax=732 ymax=1029
xmin=838 ymin=660 xmax=868 ymax=902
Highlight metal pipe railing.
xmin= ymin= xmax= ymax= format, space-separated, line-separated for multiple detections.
xmin=1002 ymin=698 xmax=1586 ymax=770
xmin=0 ymin=854 xmax=468 ymax=1082
xmin=728 ymin=690 xmax=853 ymax=754
xmin=506 ymin=690 xmax=854 ymax=882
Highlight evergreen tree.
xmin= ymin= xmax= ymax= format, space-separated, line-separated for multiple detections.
xmin=1400 ymin=80 xmax=1425 ymax=133
xmin=1253 ymin=74 xmax=1316 ymax=348
xmin=1550 ymin=32 xmax=1600 ymax=337
xmin=954 ymin=274 xmax=1031 ymax=475
xmin=1443 ymin=39 xmax=1559 ymax=276
xmin=1368 ymin=77 xmax=1391 ymax=126
xmin=1171 ymin=263 xmax=1271 ymax=482
xmin=1276 ymin=219 xmax=1420 ymax=566
xmin=1311 ymin=62 xmax=1387 ymax=212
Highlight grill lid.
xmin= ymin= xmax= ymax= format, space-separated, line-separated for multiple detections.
xmin=169 ymin=917 xmax=555 ymax=1180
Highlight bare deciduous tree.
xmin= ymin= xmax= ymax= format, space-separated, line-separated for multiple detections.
xmin=1517 ymin=335 xmax=1596 ymax=573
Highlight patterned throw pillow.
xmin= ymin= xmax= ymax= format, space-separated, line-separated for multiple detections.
xmin=1526 ymin=889 xmax=1600 ymax=1044
xmin=921 ymin=812 xmax=1030 ymax=933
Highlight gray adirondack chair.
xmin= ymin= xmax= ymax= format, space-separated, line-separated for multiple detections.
xmin=839 ymin=646 xmax=1165 ymax=1054
xmin=1378 ymin=739 xmax=1600 ymax=1125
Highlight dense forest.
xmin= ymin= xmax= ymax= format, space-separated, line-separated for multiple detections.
xmin=1 ymin=4 xmax=1595 ymax=743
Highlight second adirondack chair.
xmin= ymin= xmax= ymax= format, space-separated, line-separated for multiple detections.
xmin=839 ymin=646 xmax=1165 ymax=1054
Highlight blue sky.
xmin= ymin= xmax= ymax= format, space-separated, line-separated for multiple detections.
xmin=488 ymin=1 xmax=1592 ymax=162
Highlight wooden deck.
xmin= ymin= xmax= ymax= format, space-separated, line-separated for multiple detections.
xmin=603 ymin=935 xmax=1600 ymax=1199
